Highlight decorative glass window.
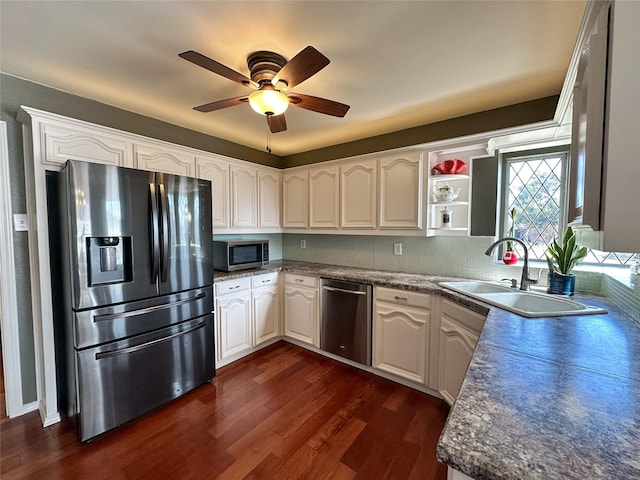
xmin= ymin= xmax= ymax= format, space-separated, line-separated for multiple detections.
xmin=501 ymin=146 xmax=634 ymax=267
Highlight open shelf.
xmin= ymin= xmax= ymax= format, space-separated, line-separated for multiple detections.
xmin=426 ymin=143 xmax=489 ymax=237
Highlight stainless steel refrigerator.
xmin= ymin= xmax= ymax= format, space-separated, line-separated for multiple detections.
xmin=56 ymin=159 xmax=214 ymax=442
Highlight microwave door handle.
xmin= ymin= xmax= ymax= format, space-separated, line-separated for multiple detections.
xmin=149 ymin=183 xmax=160 ymax=283
xmin=159 ymin=183 xmax=169 ymax=282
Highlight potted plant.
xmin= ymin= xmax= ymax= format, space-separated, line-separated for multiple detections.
xmin=503 ymin=208 xmax=518 ymax=265
xmin=545 ymin=226 xmax=588 ymax=295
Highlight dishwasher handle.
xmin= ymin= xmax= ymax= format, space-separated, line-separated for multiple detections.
xmin=322 ymin=285 xmax=368 ymax=296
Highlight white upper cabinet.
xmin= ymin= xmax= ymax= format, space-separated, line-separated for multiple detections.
xmin=340 ymin=160 xmax=377 ymax=229
xmin=42 ymin=123 xmax=132 ymax=168
xmin=378 ymin=153 xmax=423 ymax=229
xmin=283 ymin=170 xmax=309 ymax=228
xmin=133 ymin=143 xmax=195 ymax=176
xmin=230 ymin=164 xmax=258 ymax=229
xmin=196 ymin=155 xmax=230 ymax=230
xmin=309 ymin=165 xmax=340 ymax=229
xmin=257 ymin=169 xmax=281 ymax=229
xmin=568 ymin=0 xmax=640 ymax=252
xmin=197 ymin=158 xmax=280 ymax=233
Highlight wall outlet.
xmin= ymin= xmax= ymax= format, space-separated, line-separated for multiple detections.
xmin=13 ymin=214 xmax=29 ymax=231
xmin=393 ymin=242 xmax=402 ymax=255
xmin=300 ymin=239 xmax=306 ymax=249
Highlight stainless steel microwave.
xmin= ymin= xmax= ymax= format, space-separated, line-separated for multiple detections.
xmin=213 ymin=240 xmax=269 ymax=271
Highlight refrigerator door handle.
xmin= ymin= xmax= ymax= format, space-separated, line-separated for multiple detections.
xmin=159 ymin=183 xmax=169 ymax=283
xmin=93 ymin=292 xmax=207 ymax=322
xmin=149 ymin=183 xmax=160 ymax=283
xmin=94 ymin=319 xmax=206 ymax=360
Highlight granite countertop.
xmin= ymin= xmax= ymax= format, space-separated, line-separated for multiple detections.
xmin=437 ymin=294 xmax=640 ymax=480
xmin=214 ymin=261 xmax=640 ymax=480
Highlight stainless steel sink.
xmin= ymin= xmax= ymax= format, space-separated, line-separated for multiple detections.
xmin=439 ymin=281 xmax=607 ymax=318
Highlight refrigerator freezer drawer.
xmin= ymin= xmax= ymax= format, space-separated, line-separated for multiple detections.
xmin=75 ymin=315 xmax=214 ymax=442
xmin=74 ymin=287 xmax=213 ymax=349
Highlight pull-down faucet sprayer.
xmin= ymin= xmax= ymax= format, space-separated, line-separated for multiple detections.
xmin=484 ymin=237 xmax=541 ymax=291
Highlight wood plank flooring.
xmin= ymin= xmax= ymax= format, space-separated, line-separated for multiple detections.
xmin=0 ymin=341 xmax=450 ymax=480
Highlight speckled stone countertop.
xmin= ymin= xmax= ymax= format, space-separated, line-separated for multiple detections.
xmin=216 ymin=259 xmax=471 ymax=293
xmin=437 ymin=294 xmax=640 ymax=480
xmin=214 ymin=261 xmax=640 ymax=480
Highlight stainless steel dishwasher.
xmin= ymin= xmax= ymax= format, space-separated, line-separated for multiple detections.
xmin=320 ymin=278 xmax=372 ymax=366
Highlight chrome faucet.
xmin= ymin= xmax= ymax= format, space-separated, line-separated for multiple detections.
xmin=484 ymin=237 xmax=541 ymax=291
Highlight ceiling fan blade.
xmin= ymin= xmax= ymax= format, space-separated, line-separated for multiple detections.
xmin=271 ymin=46 xmax=330 ymax=89
xmin=267 ymin=114 xmax=287 ymax=133
xmin=288 ymin=93 xmax=350 ymax=117
xmin=193 ymin=96 xmax=248 ymax=113
xmin=179 ymin=50 xmax=258 ymax=89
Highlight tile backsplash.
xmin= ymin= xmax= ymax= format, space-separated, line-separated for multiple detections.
xmin=213 ymin=233 xmax=638 ymax=318
xmin=283 ymin=234 xmax=605 ymax=293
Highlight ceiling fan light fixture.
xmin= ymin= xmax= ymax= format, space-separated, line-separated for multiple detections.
xmin=248 ymin=89 xmax=289 ymax=116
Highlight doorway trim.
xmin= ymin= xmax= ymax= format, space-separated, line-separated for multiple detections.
xmin=0 ymin=120 xmax=28 ymax=417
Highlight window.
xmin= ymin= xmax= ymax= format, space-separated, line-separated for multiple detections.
xmin=500 ymin=146 xmax=634 ymax=267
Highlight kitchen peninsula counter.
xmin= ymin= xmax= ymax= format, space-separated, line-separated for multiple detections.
xmin=213 ymin=261 xmax=640 ymax=480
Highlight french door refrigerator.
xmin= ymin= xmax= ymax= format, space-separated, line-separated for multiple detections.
xmin=56 ymin=159 xmax=214 ymax=441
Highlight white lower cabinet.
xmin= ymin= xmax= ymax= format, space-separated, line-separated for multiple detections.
xmin=252 ymin=274 xmax=280 ymax=346
xmin=215 ymin=273 xmax=486 ymax=405
xmin=438 ymin=299 xmax=486 ymax=405
xmin=283 ymin=274 xmax=318 ymax=346
xmin=215 ymin=273 xmax=281 ymax=367
xmin=216 ymin=279 xmax=253 ymax=365
xmin=373 ymin=287 xmax=430 ymax=384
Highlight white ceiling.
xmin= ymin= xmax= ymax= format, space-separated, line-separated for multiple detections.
xmin=0 ymin=1 xmax=586 ymax=156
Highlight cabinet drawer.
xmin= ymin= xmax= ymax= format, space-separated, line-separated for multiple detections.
xmin=285 ymin=273 xmax=318 ymax=288
xmin=215 ymin=277 xmax=252 ymax=296
xmin=442 ymin=299 xmax=486 ymax=334
xmin=375 ymin=287 xmax=430 ymax=310
xmin=251 ymin=272 xmax=279 ymax=289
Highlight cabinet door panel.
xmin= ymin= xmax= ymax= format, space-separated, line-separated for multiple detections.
xmin=341 ymin=161 xmax=376 ymax=229
xmin=438 ymin=316 xmax=478 ymax=405
xmin=43 ymin=123 xmax=131 ymax=168
xmin=231 ymin=165 xmax=257 ymax=228
xmin=196 ymin=155 xmax=229 ymax=229
xmin=309 ymin=166 xmax=339 ymax=228
xmin=134 ymin=144 xmax=195 ymax=176
xmin=283 ymin=172 xmax=309 ymax=228
xmin=258 ymin=170 xmax=281 ymax=229
xmin=379 ymin=155 xmax=423 ymax=229
xmin=216 ymin=292 xmax=252 ymax=362
xmin=253 ymin=286 xmax=280 ymax=345
xmin=284 ymin=285 xmax=317 ymax=345
xmin=373 ymin=303 xmax=429 ymax=383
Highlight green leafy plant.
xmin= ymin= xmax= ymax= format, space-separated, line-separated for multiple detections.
xmin=545 ymin=226 xmax=588 ymax=275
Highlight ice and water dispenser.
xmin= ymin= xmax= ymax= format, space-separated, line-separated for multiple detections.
xmin=87 ymin=236 xmax=133 ymax=286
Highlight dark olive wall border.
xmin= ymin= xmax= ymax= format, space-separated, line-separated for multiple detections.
xmin=282 ymin=95 xmax=559 ymax=168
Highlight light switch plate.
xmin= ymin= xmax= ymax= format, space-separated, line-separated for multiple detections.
xmin=393 ymin=242 xmax=402 ymax=255
xmin=300 ymin=239 xmax=306 ymax=249
xmin=13 ymin=213 xmax=29 ymax=231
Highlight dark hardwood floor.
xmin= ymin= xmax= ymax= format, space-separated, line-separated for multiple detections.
xmin=1 ymin=341 xmax=450 ymax=479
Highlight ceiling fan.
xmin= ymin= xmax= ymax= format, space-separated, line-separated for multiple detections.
xmin=179 ymin=46 xmax=350 ymax=133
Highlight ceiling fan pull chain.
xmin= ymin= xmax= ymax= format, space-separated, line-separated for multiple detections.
xmin=266 ymin=124 xmax=272 ymax=154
